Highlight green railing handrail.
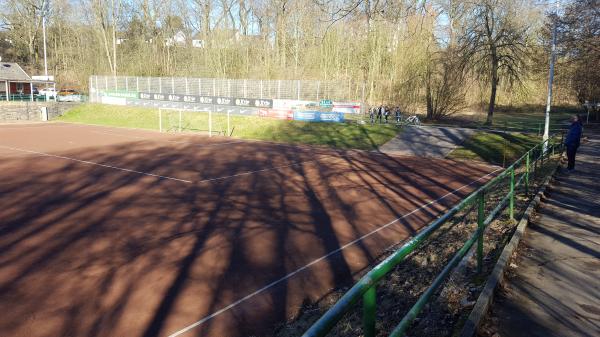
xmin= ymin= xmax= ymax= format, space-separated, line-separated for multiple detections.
xmin=303 ymin=137 xmax=562 ymax=337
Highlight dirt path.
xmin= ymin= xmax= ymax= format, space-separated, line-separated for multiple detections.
xmin=379 ymin=126 xmax=475 ymax=158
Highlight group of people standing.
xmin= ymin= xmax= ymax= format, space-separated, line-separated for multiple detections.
xmin=368 ymin=105 xmax=402 ymax=125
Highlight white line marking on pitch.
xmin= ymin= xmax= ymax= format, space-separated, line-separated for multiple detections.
xmin=0 ymin=145 xmax=192 ymax=183
xmin=196 ymin=159 xmax=323 ymax=183
xmin=91 ymin=130 xmax=333 ymax=184
xmin=167 ymin=167 xmax=504 ymax=337
xmin=90 ymin=130 xmax=246 ymax=147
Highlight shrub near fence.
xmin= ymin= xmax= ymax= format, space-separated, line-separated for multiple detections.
xmin=303 ymin=138 xmax=562 ymax=337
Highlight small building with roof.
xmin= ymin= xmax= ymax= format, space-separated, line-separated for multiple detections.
xmin=0 ymin=61 xmax=55 ymax=101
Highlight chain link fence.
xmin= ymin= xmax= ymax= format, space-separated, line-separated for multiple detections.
xmin=90 ymin=76 xmax=366 ymax=103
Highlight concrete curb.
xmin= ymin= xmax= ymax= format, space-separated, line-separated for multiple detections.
xmin=459 ymin=164 xmax=560 ymax=337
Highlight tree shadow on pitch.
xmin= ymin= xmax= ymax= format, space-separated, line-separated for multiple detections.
xmin=0 ymin=129 xmax=496 ymax=337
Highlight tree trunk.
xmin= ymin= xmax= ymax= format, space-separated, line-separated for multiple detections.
xmin=276 ymin=0 xmax=287 ymax=68
xmin=487 ymin=56 xmax=498 ymax=125
xmin=239 ymin=0 xmax=248 ymax=35
xmin=426 ymin=65 xmax=434 ymax=120
xmin=203 ymin=1 xmax=211 ymax=40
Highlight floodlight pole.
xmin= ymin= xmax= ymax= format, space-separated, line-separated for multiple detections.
xmin=543 ymin=0 xmax=559 ymax=151
xmin=42 ymin=0 xmax=48 ymax=77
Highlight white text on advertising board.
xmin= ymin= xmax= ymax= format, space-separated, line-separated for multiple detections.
xmin=183 ymin=95 xmax=197 ymax=103
xmin=255 ymin=99 xmax=272 ymax=108
xmin=198 ymin=96 xmax=213 ymax=104
xmin=217 ymin=97 xmax=232 ymax=105
xmin=236 ymin=98 xmax=251 ymax=106
xmin=320 ymin=113 xmax=340 ymax=122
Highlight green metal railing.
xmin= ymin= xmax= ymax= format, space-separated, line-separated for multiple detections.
xmin=0 ymin=94 xmax=54 ymax=101
xmin=0 ymin=94 xmax=88 ymax=102
xmin=303 ymin=138 xmax=562 ymax=337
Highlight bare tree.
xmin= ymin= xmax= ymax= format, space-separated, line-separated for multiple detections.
xmin=0 ymin=0 xmax=570 ymax=109
xmin=88 ymin=0 xmax=121 ymax=76
xmin=558 ymin=0 xmax=600 ymax=105
xmin=425 ymin=46 xmax=468 ymax=120
xmin=0 ymin=0 xmax=46 ymax=67
xmin=460 ymin=0 xmax=530 ymax=124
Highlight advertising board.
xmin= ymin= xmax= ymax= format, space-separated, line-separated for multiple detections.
xmin=332 ymin=103 xmax=361 ymax=114
xmin=293 ymin=111 xmax=344 ymax=123
xmin=101 ymin=96 xmax=127 ymax=105
xmin=259 ymin=109 xmax=294 ymax=120
xmin=102 ymin=90 xmax=139 ymax=99
xmin=136 ymin=92 xmax=273 ymax=108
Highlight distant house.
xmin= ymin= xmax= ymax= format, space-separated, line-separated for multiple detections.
xmin=191 ymin=33 xmax=205 ymax=48
xmin=165 ymin=31 xmax=186 ymax=47
xmin=165 ymin=30 xmax=263 ymax=48
xmin=0 ymin=61 xmax=54 ymax=101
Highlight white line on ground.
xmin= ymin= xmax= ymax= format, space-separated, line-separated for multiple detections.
xmin=0 ymin=145 xmax=192 ymax=183
xmin=90 ymin=130 xmax=246 ymax=147
xmin=196 ymin=159 xmax=321 ymax=183
xmin=167 ymin=166 xmax=504 ymax=337
xmin=0 ymin=124 xmax=64 ymax=130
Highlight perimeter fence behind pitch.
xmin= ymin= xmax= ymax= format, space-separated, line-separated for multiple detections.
xmin=90 ymin=76 xmax=366 ymax=103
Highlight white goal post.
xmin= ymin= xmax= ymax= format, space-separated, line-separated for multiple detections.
xmin=158 ymin=107 xmax=231 ymax=137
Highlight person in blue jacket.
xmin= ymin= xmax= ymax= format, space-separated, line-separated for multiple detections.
xmin=564 ymin=115 xmax=583 ymax=171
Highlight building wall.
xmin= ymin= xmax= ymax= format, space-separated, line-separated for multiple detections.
xmin=0 ymin=82 xmax=34 ymax=95
xmin=0 ymin=101 xmax=79 ymax=121
xmin=9 ymin=82 xmax=33 ymax=94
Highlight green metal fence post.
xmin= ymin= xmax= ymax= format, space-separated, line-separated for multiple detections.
xmin=477 ymin=191 xmax=485 ymax=274
xmin=363 ymin=286 xmax=376 ymax=337
xmin=525 ymin=152 xmax=530 ymax=195
xmin=533 ymin=148 xmax=538 ymax=179
xmin=509 ymin=167 xmax=515 ymax=220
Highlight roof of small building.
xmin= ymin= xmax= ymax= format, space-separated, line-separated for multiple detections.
xmin=0 ymin=62 xmax=32 ymax=81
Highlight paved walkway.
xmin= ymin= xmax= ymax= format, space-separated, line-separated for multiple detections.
xmin=481 ymin=132 xmax=600 ymax=336
xmin=379 ymin=125 xmax=475 ymax=158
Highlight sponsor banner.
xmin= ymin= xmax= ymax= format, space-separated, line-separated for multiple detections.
xmin=293 ymin=111 xmax=319 ymax=121
xmin=332 ymin=103 xmax=361 ymax=114
xmin=138 ymin=92 xmax=272 ymax=108
xmin=197 ymin=96 xmax=215 ymax=104
xmin=274 ymin=99 xmax=360 ymax=113
xmin=217 ymin=96 xmax=272 ymax=108
xmin=138 ymin=92 xmax=153 ymax=100
xmin=234 ymin=97 xmax=253 ymax=107
xmin=319 ymin=111 xmax=345 ymax=122
xmin=139 ymin=92 xmax=169 ymax=101
xmin=273 ymin=99 xmax=316 ymax=110
xmin=319 ymin=99 xmax=333 ymax=108
xmin=215 ymin=96 xmax=234 ymax=105
xmin=101 ymin=96 xmax=127 ymax=105
xmin=259 ymin=109 xmax=294 ymax=120
xmin=102 ymin=90 xmax=139 ymax=99
xmin=253 ymin=99 xmax=273 ymax=108
xmin=126 ymin=98 xmax=259 ymax=116
xmin=293 ymin=111 xmax=344 ymax=123
xmin=167 ymin=94 xmax=184 ymax=102
xmin=181 ymin=95 xmax=199 ymax=103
